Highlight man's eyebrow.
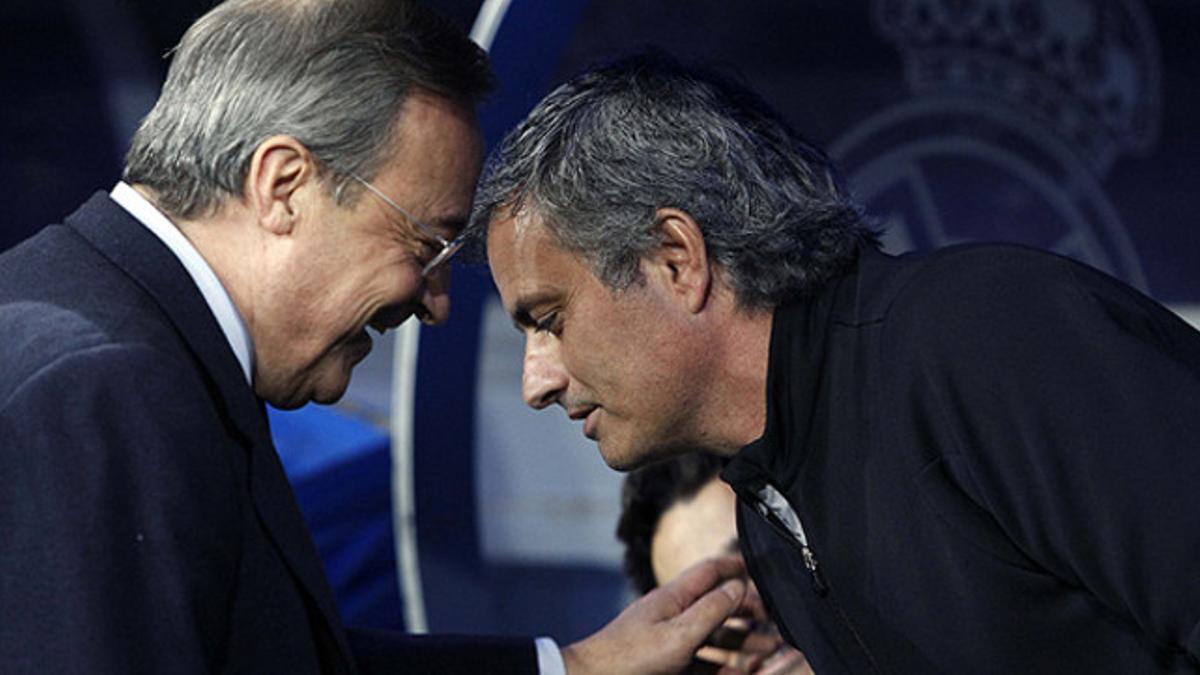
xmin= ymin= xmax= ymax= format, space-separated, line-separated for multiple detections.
xmin=508 ymin=291 xmax=557 ymax=332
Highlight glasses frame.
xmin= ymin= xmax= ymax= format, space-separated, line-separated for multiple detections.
xmin=348 ymin=172 xmax=464 ymax=277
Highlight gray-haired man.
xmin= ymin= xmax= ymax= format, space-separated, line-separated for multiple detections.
xmin=472 ymin=54 xmax=1200 ymax=673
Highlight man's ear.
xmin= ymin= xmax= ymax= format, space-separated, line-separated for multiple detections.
xmin=647 ymin=207 xmax=712 ymax=314
xmin=245 ymin=135 xmax=315 ymax=235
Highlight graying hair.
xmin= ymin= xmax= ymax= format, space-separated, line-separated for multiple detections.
xmin=124 ymin=0 xmax=492 ymax=220
xmin=467 ymin=54 xmax=877 ymax=309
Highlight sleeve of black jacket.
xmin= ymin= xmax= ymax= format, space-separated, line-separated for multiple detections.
xmin=888 ymin=246 xmax=1200 ymax=668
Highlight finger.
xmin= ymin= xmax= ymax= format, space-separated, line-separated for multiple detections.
xmin=707 ymin=622 xmax=751 ymax=651
xmin=756 ymin=648 xmax=811 ymax=675
xmin=695 ymin=646 xmax=735 ymax=665
xmin=733 ymin=630 xmax=782 ymax=655
xmin=653 ymin=554 xmax=746 ymax=621
xmin=696 ymin=645 xmax=767 ymax=668
xmin=672 ymin=555 xmax=746 ymax=607
xmin=695 ymin=645 xmax=769 ymax=673
xmin=667 ymin=577 xmax=747 ymax=649
xmin=730 ymin=581 xmax=770 ymax=624
xmin=722 ymin=616 xmax=754 ymax=632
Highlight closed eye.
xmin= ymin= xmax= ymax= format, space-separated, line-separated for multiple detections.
xmin=534 ymin=312 xmax=560 ymax=335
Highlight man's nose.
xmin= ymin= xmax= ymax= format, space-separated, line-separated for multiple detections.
xmin=522 ymin=332 xmax=567 ymax=409
xmin=417 ymin=265 xmax=451 ymax=326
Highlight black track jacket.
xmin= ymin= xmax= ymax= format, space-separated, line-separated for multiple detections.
xmin=723 ymin=244 xmax=1200 ymax=674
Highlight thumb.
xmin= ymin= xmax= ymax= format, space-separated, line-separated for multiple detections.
xmin=672 ymin=577 xmax=746 ymax=645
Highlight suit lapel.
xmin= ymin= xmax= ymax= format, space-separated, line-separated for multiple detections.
xmin=66 ymin=192 xmax=356 ymax=672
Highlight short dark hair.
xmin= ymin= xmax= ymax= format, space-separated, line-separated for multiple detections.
xmin=469 ymin=52 xmax=877 ymax=309
xmin=615 ymin=452 xmax=728 ymax=595
xmin=124 ymin=0 xmax=494 ymax=219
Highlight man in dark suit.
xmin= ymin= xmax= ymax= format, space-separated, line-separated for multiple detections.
xmin=0 ymin=2 xmax=754 ymax=673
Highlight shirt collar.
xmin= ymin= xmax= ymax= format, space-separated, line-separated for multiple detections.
xmin=109 ymin=181 xmax=256 ymax=386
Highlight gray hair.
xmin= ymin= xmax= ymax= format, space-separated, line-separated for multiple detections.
xmin=124 ymin=0 xmax=492 ymax=220
xmin=467 ymin=54 xmax=876 ymax=309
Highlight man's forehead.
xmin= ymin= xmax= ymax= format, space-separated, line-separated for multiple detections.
xmin=487 ymin=210 xmax=577 ymax=312
xmin=486 ymin=207 xmax=553 ymax=270
xmin=487 ymin=204 xmax=544 ymax=244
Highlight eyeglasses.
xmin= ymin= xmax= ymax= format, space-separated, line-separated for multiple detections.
xmin=348 ymin=172 xmax=464 ymax=277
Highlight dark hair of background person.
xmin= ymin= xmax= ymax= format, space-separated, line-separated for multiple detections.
xmin=615 ymin=452 xmax=728 ymax=595
xmin=467 ymin=51 xmax=879 ymax=310
xmin=124 ymin=0 xmax=494 ymax=221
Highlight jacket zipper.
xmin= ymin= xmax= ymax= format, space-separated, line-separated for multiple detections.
xmin=758 ymin=504 xmax=830 ymax=596
xmin=749 ymin=483 xmax=883 ymax=674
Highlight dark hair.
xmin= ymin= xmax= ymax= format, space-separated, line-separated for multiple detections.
xmin=615 ymin=452 xmax=728 ymax=595
xmin=124 ymin=0 xmax=493 ymax=219
xmin=468 ymin=52 xmax=877 ymax=309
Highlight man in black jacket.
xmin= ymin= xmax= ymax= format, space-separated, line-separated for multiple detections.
xmin=0 ymin=3 xmax=752 ymax=673
xmin=471 ymin=54 xmax=1200 ymax=673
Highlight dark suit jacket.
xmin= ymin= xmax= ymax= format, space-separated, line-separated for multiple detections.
xmin=0 ymin=193 xmax=535 ymax=674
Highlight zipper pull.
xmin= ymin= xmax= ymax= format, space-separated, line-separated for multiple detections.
xmin=801 ymin=545 xmax=830 ymax=597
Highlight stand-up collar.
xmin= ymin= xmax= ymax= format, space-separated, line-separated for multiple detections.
xmin=721 ymin=258 xmax=861 ymax=493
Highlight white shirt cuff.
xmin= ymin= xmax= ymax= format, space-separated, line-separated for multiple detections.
xmin=535 ymin=636 xmax=566 ymax=675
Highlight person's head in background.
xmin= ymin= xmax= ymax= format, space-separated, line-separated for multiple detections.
xmin=618 ymin=452 xmax=734 ymax=594
xmin=617 ymin=452 xmax=813 ymax=674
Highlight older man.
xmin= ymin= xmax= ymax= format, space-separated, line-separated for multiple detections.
xmin=471 ymin=54 xmax=1200 ymax=673
xmin=0 ymin=4 xmax=750 ymax=673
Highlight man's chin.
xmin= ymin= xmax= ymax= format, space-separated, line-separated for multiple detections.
xmin=599 ymin=437 xmax=708 ymax=473
xmin=257 ymin=373 xmax=351 ymax=410
xmin=308 ymin=373 xmax=353 ymax=406
xmin=597 ymin=438 xmax=651 ymax=473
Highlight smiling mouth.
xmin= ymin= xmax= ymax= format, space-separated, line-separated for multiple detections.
xmin=368 ymin=305 xmax=416 ymax=335
xmin=345 ymin=329 xmax=374 ymax=363
xmin=367 ymin=320 xmax=402 ymax=336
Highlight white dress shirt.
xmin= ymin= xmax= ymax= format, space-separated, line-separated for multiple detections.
xmin=109 ymin=182 xmax=254 ymax=385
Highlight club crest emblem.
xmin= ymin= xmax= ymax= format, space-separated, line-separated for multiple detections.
xmin=831 ymin=0 xmax=1161 ymax=291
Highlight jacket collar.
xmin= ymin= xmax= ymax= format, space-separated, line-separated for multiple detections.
xmin=65 ymin=192 xmax=356 ymax=672
xmin=722 ymin=290 xmax=815 ymax=493
xmin=722 ymin=251 xmax=869 ymax=494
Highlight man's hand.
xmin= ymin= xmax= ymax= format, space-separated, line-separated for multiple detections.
xmin=690 ymin=583 xmax=812 ymax=675
xmin=690 ymin=617 xmax=812 ymax=675
xmin=561 ymin=555 xmax=750 ymax=675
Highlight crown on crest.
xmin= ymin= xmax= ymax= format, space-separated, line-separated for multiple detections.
xmin=873 ymin=0 xmax=1160 ymax=170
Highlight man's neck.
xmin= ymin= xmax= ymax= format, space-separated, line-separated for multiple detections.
xmin=133 ymin=183 xmax=265 ymax=363
xmin=115 ymin=182 xmax=257 ymax=384
xmin=697 ymin=301 xmax=774 ymax=457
